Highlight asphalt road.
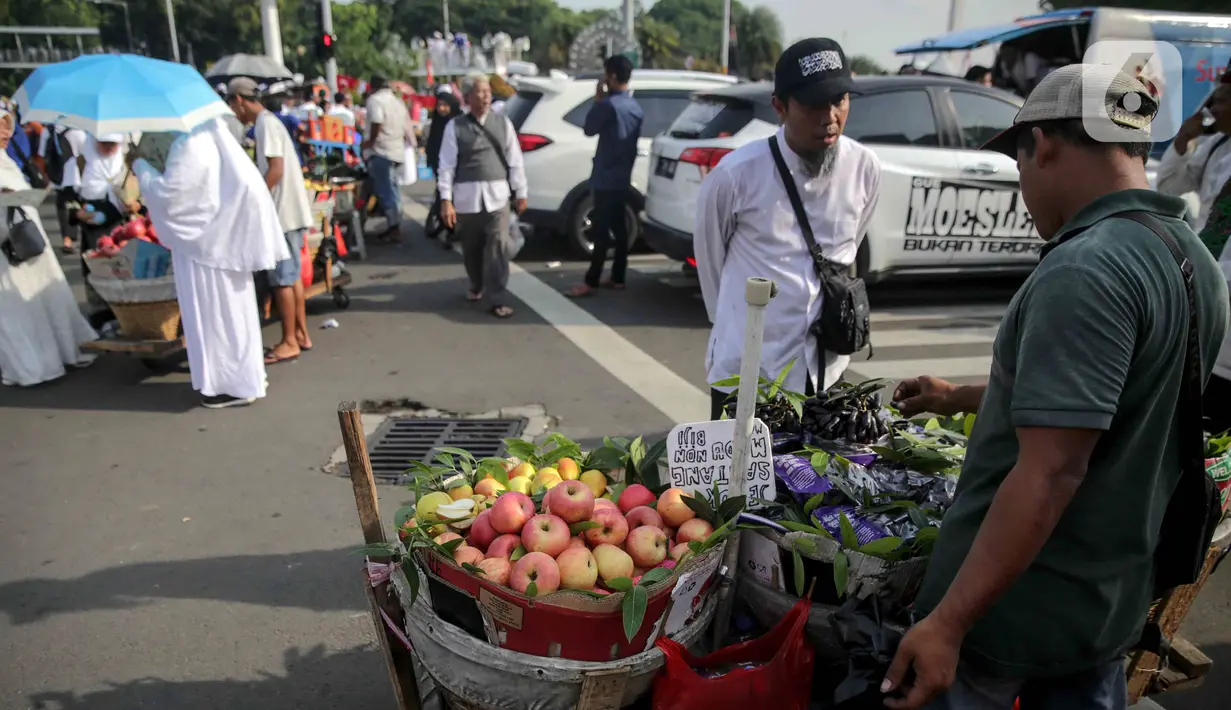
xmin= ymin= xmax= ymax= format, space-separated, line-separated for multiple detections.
xmin=0 ymin=184 xmax=1225 ymax=709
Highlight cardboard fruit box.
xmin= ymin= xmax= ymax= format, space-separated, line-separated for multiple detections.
xmin=414 ymin=542 xmax=725 ymax=662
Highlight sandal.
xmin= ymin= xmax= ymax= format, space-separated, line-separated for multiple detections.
xmin=466 ymin=291 xmax=484 ymax=302
xmin=565 ymin=284 xmax=594 ymax=298
xmin=264 ymin=347 xmax=300 ymax=365
xmin=491 ymin=305 xmax=514 ymax=319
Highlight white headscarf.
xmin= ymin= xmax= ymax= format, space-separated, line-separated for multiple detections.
xmin=133 ymin=118 xmax=289 ymax=272
xmin=78 ymin=136 xmax=129 ymax=208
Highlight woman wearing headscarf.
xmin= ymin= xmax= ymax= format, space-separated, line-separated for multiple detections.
xmin=424 ymin=88 xmax=461 ymax=242
xmin=75 ymin=132 xmax=135 ymax=322
xmin=0 ymin=97 xmax=98 ymax=386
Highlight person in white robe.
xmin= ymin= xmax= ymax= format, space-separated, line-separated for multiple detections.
xmin=132 ymin=117 xmax=289 ymax=409
xmin=0 ymin=98 xmax=99 ymax=386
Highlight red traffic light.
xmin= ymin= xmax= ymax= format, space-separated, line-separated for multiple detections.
xmin=322 ymin=34 xmax=333 ymax=47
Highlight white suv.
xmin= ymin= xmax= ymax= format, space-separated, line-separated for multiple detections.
xmin=641 ymin=77 xmax=1189 ymax=280
xmin=505 ymin=69 xmax=738 ymax=257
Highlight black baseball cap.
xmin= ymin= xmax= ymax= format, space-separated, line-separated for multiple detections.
xmin=774 ymin=38 xmax=857 ymax=107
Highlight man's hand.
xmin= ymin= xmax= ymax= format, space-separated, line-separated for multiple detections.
xmin=1174 ymin=110 xmax=1209 ymax=155
xmin=893 ymin=376 xmax=960 ymax=417
xmin=440 ymin=200 xmax=457 ymax=230
xmin=513 ymin=198 xmax=527 ymax=215
xmin=124 ymin=147 xmax=139 ymax=171
xmin=881 ymin=613 xmax=963 ymax=709
xmin=595 ymin=79 xmax=608 ymax=101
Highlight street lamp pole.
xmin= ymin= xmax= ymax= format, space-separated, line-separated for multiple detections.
xmin=948 ymin=0 xmax=964 ymax=32
xmin=321 ymin=0 xmax=338 ymax=95
xmin=164 ymin=0 xmax=180 ymax=62
xmin=720 ymin=0 xmax=731 ymax=74
xmin=442 ymin=0 xmax=450 ymax=37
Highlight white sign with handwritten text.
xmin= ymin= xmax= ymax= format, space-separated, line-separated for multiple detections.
xmin=666 ymin=419 xmax=775 ymax=503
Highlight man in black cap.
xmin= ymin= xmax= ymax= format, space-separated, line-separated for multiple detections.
xmin=695 ymin=38 xmax=882 ymax=417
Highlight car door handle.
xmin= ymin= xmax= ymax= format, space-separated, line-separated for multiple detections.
xmin=962 ymin=163 xmax=999 ymax=175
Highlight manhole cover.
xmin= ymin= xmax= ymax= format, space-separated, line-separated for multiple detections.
xmin=365 ymin=417 xmax=526 ymax=483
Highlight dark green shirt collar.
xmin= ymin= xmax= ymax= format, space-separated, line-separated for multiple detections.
xmin=1043 ymin=189 xmax=1190 ymax=256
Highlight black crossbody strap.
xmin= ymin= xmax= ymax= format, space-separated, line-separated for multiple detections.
xmin=1116 ymin=211 xmax=1206 ymax=473
xmin=768 ymin=135 xmax=827 ymax=270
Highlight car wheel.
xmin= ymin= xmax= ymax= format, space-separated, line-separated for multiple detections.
xmin=567 ymin=193 xmax=640 ymax=259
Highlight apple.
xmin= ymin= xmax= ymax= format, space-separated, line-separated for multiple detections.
xmin=624 ymin=506 xmax=665 ymax=532
xmin=618 ymin=484 xmax=656 ymax=513
xmin=474 ymin=476 xmax=507 ymax=498
xmin=448 ymin=484 xmax=475 ymax=501
xmin=670 ymin=543 xmax=693 ymax=563
xmin=490 ymin=491 xmax=535 ymax=534
xmin=507 ymin=476 xmax=532 ymax=494
xmin=511 ymin=551 xmax=561 ymax=595
xmin=486 ymin=534 xmax=522 ymax=559
xmin=657 ymin=488 xmax=697 ymax=528
xmin=592 ymin=497 xmax=619 ymax=512
xmin=580 ymin=469 xmax=608 ymax=497
xmin=433 ymin=532 xmax=463 ymax=545
xmin=521 ymin=514 xmax=571 ymax=558
xmin=531 ymin=468 xmax=563 ymax=493
xmin=556 ymin=547 xmax=598 ymax=590
xmin=569 ymin=536 xmax=587 ymax=549
xmin=416 ymin=491 xmax=454 ymax=523
xmin=676 ymin=518 xmax=714 ymax=545
xmin=468 ymin=510 xmax=498 ymax=551
xmin=544 ymin=480 xmax=595 ymax=524
xmin=509 ymin=462 xmax=536 ymax=480
xmin=626 ymin=526 xmax=669 ymax=568
xmin=556 ymin=457 xmax=582 ymax=480
xmin=454 ymin=546 xmax=485 ymax=566
xmin=592 ymin=543 xmax=635 ymax=582
xmin=475 ymin=556 xmax=511 ymax=586
xmin=584 ymin=507 xmax=629 ymax=547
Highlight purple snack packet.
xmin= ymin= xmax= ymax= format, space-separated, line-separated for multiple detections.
xmin=812 ymin=505 xmax=891 ymax=546
xmin=773 ymin=454 xmax=832 ymax=498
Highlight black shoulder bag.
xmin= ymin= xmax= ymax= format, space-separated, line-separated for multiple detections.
xmin=2 ymin=206 xmax=47 ymax=266
xmin=1117 ymin=211 xmax=1223 ymax=596
xmin=767 ymin=135 xmax=871 ymax=355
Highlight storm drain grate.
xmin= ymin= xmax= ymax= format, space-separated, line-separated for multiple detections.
xmin=365 ymin=417 xmax=527 ymax=484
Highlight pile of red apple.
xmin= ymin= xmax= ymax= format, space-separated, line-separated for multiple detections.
xmin=440 ymin=482 xmax=714 ymax=597
xmin=89 ymin=216 xmax=161 ymax=258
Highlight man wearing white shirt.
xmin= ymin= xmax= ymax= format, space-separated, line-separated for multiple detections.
xmin=363 ymin=75 xmax=410 ymax=242
xmin=35 ymin=125 xmax=86 ymax=253
xmin=328 ymin=91 xmax=357 ymax=127
xmin=438 ymin=73 xmax=528 ymax=319
xmin=694 ymin=38 xmax=881 ymax=418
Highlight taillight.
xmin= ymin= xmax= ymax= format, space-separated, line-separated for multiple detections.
xmin=679 ymin=147 xmax=733 ymax=168
xmin=518 ymin=133 xmax=552 ymax=152
xmin=685 ymin=257 xmax=697 ymax=268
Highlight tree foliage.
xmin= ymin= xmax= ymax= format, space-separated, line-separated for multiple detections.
xmin=849 ymin=55 xmax=887 ymax=76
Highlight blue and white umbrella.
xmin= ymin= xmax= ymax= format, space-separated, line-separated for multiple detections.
xmin=14 ymin=54 xmax=232 ymax=136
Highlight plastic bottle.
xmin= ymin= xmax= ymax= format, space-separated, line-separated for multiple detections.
xmin=84 ymin=204 xmax=105 ymax=225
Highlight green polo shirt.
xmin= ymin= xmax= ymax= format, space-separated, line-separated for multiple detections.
xmin=915 ymin=189 xmax=1229 ymax=678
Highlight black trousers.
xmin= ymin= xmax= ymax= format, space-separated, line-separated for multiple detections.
xmin=54 ymin=187 xmax=78 ymax=245
xmin=584 ymin=190 xmax=629 ymax=288
xmin=1205 ymin=373 xmax=1231 ymax=436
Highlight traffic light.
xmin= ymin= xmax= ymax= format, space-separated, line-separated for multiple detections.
xmin=316 ymin=32 xmax=337 ymax=60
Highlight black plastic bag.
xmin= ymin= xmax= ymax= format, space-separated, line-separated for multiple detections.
xmin=829 ymin=594 xmax=914 ymax=709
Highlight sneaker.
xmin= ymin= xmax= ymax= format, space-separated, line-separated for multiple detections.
xmin=202 ymin=395 xmax=256 ymax=409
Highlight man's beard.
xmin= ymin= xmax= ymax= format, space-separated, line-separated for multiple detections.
xmin=799 ymin=144 xmax=837 ymax=179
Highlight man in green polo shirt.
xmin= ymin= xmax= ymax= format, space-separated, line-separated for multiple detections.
xmin=881 ymin=65 xmax=1230 ymax=710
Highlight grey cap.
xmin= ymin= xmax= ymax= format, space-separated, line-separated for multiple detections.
xmin=225 ymin=76 xmax=260 ymax=99
xmin=982 ymin=63 xmax=1158 ymax=156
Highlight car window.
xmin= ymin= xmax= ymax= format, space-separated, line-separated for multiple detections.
xmin=503 ymin=91 xmax=542 ymax=131
xmin=634 ymin=90 xmax=695 ymax=138
xmin=668 ymin=96 xmax=757 ymax=139
xmin=562 ymin=97 xmax=593 ymax=129
xmin=845 ymin=90 xmax=939 ymax=147
xmin=949 ymin=91 xmax=1020 ymax=149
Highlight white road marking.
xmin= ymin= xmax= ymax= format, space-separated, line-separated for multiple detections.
xmin=847 ymin=355 xmax=994 ymax=381
xmin=403 ymin=202 xmax=711 ymax=423
xmin=869 ymin=327 xmax=998 ymax=348
xmin=871 ymin=305 xmax=1006 ymax=323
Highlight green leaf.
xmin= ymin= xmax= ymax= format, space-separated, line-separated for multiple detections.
xmin=779 ymin=520 xmax=830 ymax=537
xmin=462 ymin=562 xmax=485 ymax=575
xmin=445 ymin=479 xmax=470 ymax=491
xmin=434 ymin=446 xmax=477 ymax=461
xmin=785 ymin=391 xmax=805 ymax=421
xmin=710 ymin=375 xmax=741 ymax=388
xmin=638 ymin=438 xmax=668 ymax=488
xmin=794 ymin=536 xmax=817 ymax=554
xmin=718 ymin=495 xmax=747 ymax=524
xmin=838 ymin=512 xmax=860 ymax=551
xmin=803 ymin=493 xmax=826 ymax=515
xmin=687 ymin=540 xmax=704 ymax=554
xmin=605 ymin=576 xmax=634 ymax=593
xmin=792 ymin=546 xmax=805 ymax=597
xmin=858 ymin=536 xmax=904 ymax=557
xmin=503 ymin=438 xmax=537 ymax=462
xmin=569 ymin=521 xmax=601 ymax=535
xmin=481 ymin=460 xmax=510 ymax=487
xmin=639 ymin=567 xmax=673 ymax=586
xmin=628 ymin=436 xmax=648 ymax=470
xmin=509 ymin=544 xmax=527 ymax=562
xmin=767 ymin=359 xmax=795 ymax=401
xmin=833 ymin=549 xmax=849 ymax=597
xmin=434 ymin=452 xmax=456 ymax=469
xmin=683 ymin=494 xmax=718 ymax=526
xmin=963 ymin=414 xmax=977 ymax=438
xmin=438 ymin=538 xmax=465 ymax=555
xmin=809 ymin=451 xmax=831 ymax=474
xmin=584 ymin=446 xmax=627 ymax=473
xmin=525 ymin=581 xmax=538 ymax=598
xmin=354 ymin=542 xmax=398 ymax=557
xmin=622 ymin=584 xmax=649 ymax=642
xmin=401 ymin=561 xmax=420 ymax=607
xmin=393 ymin=505 xmax=416 ymax=529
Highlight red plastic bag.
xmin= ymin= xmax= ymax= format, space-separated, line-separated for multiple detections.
xmin=652 ymin=596 xmax=814 ymax=710
xmin=299 ymin=237 xmax=313 ymax=287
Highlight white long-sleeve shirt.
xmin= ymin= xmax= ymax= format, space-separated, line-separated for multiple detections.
xmin=1156 ymin=132 xmax=1231 ymax=232
xmin=694 ymin=129 xmax=881 ymax=395
xmin=436 ymin=111 xmax=527 ymax=215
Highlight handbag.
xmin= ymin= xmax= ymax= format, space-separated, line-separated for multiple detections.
xmin=767 ymin=135 xmax=871 ymax=356
xmin=2 ymin=205 xmax=47 ymax=266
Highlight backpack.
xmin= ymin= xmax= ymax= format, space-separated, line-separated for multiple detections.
xmin=44 ymin=128 xmax=74 ymax=186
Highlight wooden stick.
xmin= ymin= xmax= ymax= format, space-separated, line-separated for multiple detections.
xmin=338 ymin=401 xmax=422 ymax=710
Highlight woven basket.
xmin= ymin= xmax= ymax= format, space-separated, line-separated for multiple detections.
xmin=112 ymin=300 xmax=181 ymax=340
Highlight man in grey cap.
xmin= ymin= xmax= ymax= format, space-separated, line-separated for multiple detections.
xmin=884 ymin=65 xmax=1229 ymax=710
